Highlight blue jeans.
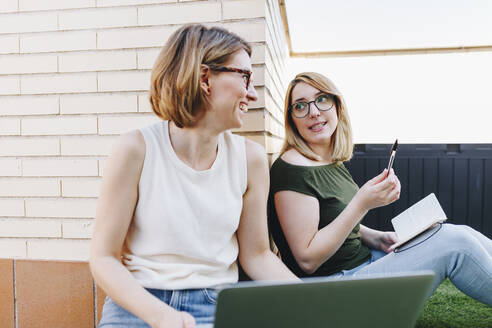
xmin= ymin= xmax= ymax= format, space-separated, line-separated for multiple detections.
xmin=98 ymin=288 xmax=217 ymax=328
xmin=333 ymin=224 xmax=492 ymax=306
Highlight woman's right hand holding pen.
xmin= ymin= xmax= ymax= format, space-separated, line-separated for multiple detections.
xmin=355 ymin=168 xmax=401 ymax=211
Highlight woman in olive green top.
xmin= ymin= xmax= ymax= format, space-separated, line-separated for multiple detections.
xmin=268 ymin=72 xmax=492 ymax=305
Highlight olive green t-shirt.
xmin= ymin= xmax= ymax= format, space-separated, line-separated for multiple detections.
xmin=268 ymin=157 xmax=371 ymax=277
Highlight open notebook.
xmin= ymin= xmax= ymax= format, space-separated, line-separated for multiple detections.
xmin=389 ymin=193 xmax=447 ymax=251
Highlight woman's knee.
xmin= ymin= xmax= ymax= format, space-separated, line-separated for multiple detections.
xmin=437 ymin=224 xmax=479 ymax=252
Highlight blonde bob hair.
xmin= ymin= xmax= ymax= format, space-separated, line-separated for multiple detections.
xmin=280 ymin=72 xmax=354 ymax=163
xmin=150 ymin=24 xmax=251 ymax=128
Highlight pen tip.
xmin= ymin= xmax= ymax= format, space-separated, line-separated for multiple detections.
xmin=392 ymin=139 xmax=398 ymax=151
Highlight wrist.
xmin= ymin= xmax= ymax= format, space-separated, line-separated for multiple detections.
xmin=149 ymin=305 xmax=176 ymax=328
xmin=352 ymin=192 xmax=370 ymax=213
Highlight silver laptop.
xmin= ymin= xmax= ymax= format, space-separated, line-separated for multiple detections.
xmin=213 ymin=271 xmax=434 ymax=328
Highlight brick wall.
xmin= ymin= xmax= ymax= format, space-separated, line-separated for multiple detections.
xmin=0 ymin=0 xmax=288 ymax=260
xmin=244 ymin=0 xmax=287 ymax=160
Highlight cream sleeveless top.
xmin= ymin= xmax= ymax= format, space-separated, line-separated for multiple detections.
xmin=122 ymin=121 xmax=247 ymax=290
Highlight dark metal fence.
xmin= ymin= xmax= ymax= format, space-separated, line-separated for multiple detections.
xmin=345 ymin=144 xmax=492 ymax=238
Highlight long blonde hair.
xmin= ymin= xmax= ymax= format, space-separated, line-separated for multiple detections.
xmin=280 ymin=72 xmax=353 ymax=163
xmin=149 ymin=24 xmax=251 ymax=128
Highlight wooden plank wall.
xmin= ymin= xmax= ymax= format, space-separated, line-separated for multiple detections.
xmin=346 ymin=144 xmax=492 ymax=238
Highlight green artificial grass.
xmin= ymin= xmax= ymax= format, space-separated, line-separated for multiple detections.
xmin=416 ymin=279 xmax=492 ymax=328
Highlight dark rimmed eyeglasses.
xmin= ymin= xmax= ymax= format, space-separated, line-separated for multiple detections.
xmin=289 ymin=94 xmax=335 ymax=118
xmin=208 ymin=65 xmax=253 ymax=90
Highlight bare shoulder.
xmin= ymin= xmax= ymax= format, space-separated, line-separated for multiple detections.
xmin=280 ymin=148 xmax=313 ymax=166
xmin=106 ymin=130 xmax=146 ymax=175
xmin=245 ymin=138 xmax=268 ymax=165
xmin=244 ymin=138 xmax=269 ymax=184
xmin=113 ymin=130 xmax=144 ymax=156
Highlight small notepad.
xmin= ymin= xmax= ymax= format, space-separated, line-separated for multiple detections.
xmin=389 ymin=193 xmax=447 ymax=251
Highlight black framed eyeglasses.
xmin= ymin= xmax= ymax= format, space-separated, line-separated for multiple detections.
xmin=289 ymin=94 xmax=335 ymax=118
xmin=208 ymin=65 xmax=252 ymax=90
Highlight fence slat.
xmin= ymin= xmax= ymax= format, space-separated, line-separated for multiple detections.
xmin=347 ymin=144 xmax=492 ymax=238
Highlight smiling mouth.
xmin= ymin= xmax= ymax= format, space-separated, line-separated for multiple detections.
xmin=309 ymin=122 xmax=327 ymax=130
xmin=239 ymin=103 xmax=248 ymax=113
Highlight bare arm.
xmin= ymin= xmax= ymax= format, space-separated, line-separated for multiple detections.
xmin=360 ymin=225 xmax=399 ymax=253
xmin=274 ymin=164 xmax=400 ymax=275
xmin=89 ymin=131 xmax=194 ymax=328
xmin=236 ymin=139 xmax=299 ymax=281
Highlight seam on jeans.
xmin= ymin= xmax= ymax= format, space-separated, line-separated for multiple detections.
xmin=182 ymin=289 xmax=188 ymax=310
xmin=458 ymin=250 xmax=492 ymax=280
xmin=169 ymin=290 xmax=177 ymax=308
xmin=449 ymin=249 xmax=492 ymax=304
xmin=202 ymin=289 xmax=217 ymax=305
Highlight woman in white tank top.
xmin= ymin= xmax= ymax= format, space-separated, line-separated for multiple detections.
xmin=90 ymin=24 xmax=298 ymax=328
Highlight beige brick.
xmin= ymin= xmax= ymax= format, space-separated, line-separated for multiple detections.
xmin=0 ymin=35 xmax=19 ymax=54
xmin=22 ymin=159 xmax=99 ymax=177
xmin=21 ymin=72 xmax=97 ymax=95
xmin=62 ymin=219 xmax=94 ymax=238
xmin=27 ymin=239 xmax=90 ymax=261
xmin=0 ymin=160 xmax=21 ymax=177
xmin=0 ymin=137 xmax=59 ymax=156
xmin=0 ymin=118 xmax=20 ymax=135
xmin=60 ymin=93 xmax=137 ymax=115
xmin=19 ymin=0 xmax=95 ymax=11
xmin=0 ymin=218 xmax=61 ymax=238
xmin=264 ymin=87 xmax=283 ymax=123
xmin=138 ymin=2 xmax=220 ymax=26
xmin=223 ymin=0 xmax=265 ymax=20
xmin=0 ymin=95 xmax=59 ymax=116
xmin=0 ymin=76 xmax=20 ymax=95
xmin=265 ymin=134 xmax=283 ymax=153
xmin=61 ymin=135 xmax=116 ymax=156
xmin=0 ymin=178 xmax=60 ymax=197
xmin=59 ymin=50 xmax=137 ymax=73
xmin=97 ymin=0 xmax=175 ymax=7
xmin=250 ymin=85 xmax=265 ymax=109
xmin=137 ymin=48 xmax=160 ymax=69
xmin=26 ymin=198 xmax=97 ymax=218
xmin=61 ymin=178 xmax=101 ymax=197
xmin=97 ymin=26 xmax=176 ymax=50
xmin=98 ymin=113 xmax=159 ymax=135
xmin=21 ymin=30 xmax=96 ymax=53
xmin=265 ymin=111 xmax=283 ymax=137
xmin=98 ymin=70 xmax=150 ymax=92
xmin=245 ymin=134 xmax=265 ymax=148
xmin=0 ymin=0 xmax=17 ymax=13
xmin=0 ymin=239 xmax=26 ymax=258
xmin=0 ymin=12 xmax=57 ymax=34
xmin=252 ymin=65 xmax=265 ymax=86
xmin=231 ymin=109 xmax=264 ymax=132
xmin=22 ymin=116 xmax=97 ymax=136
xmin=98 ymin=159 xmax=106 ymax=176
xmin=245 ymin=134 xmax=283 ymax=156
xmin=251 ymin=43 xmax=265 ymax=65
xmin=0 ymin=199 xmax=25 ymax=217
xmin=59 ymin=7 xmax=137 ymax=30
xmin=138 ymin=93 xmax=152 ymax=112
xmin=223 ymin=20 xmax=266 ymax=43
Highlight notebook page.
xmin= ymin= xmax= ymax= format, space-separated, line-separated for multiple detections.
xmin=391 ymin=193 xmax=447 ymax=241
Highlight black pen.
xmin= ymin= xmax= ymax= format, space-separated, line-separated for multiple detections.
xmin=387 ymin=139 xmax=398 ymax=177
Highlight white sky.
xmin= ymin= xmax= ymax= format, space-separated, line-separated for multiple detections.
xmin=286 ymin=0 xmax=492 ymax=52
xmin=284 ymin=0 xmax=492 ymax=143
